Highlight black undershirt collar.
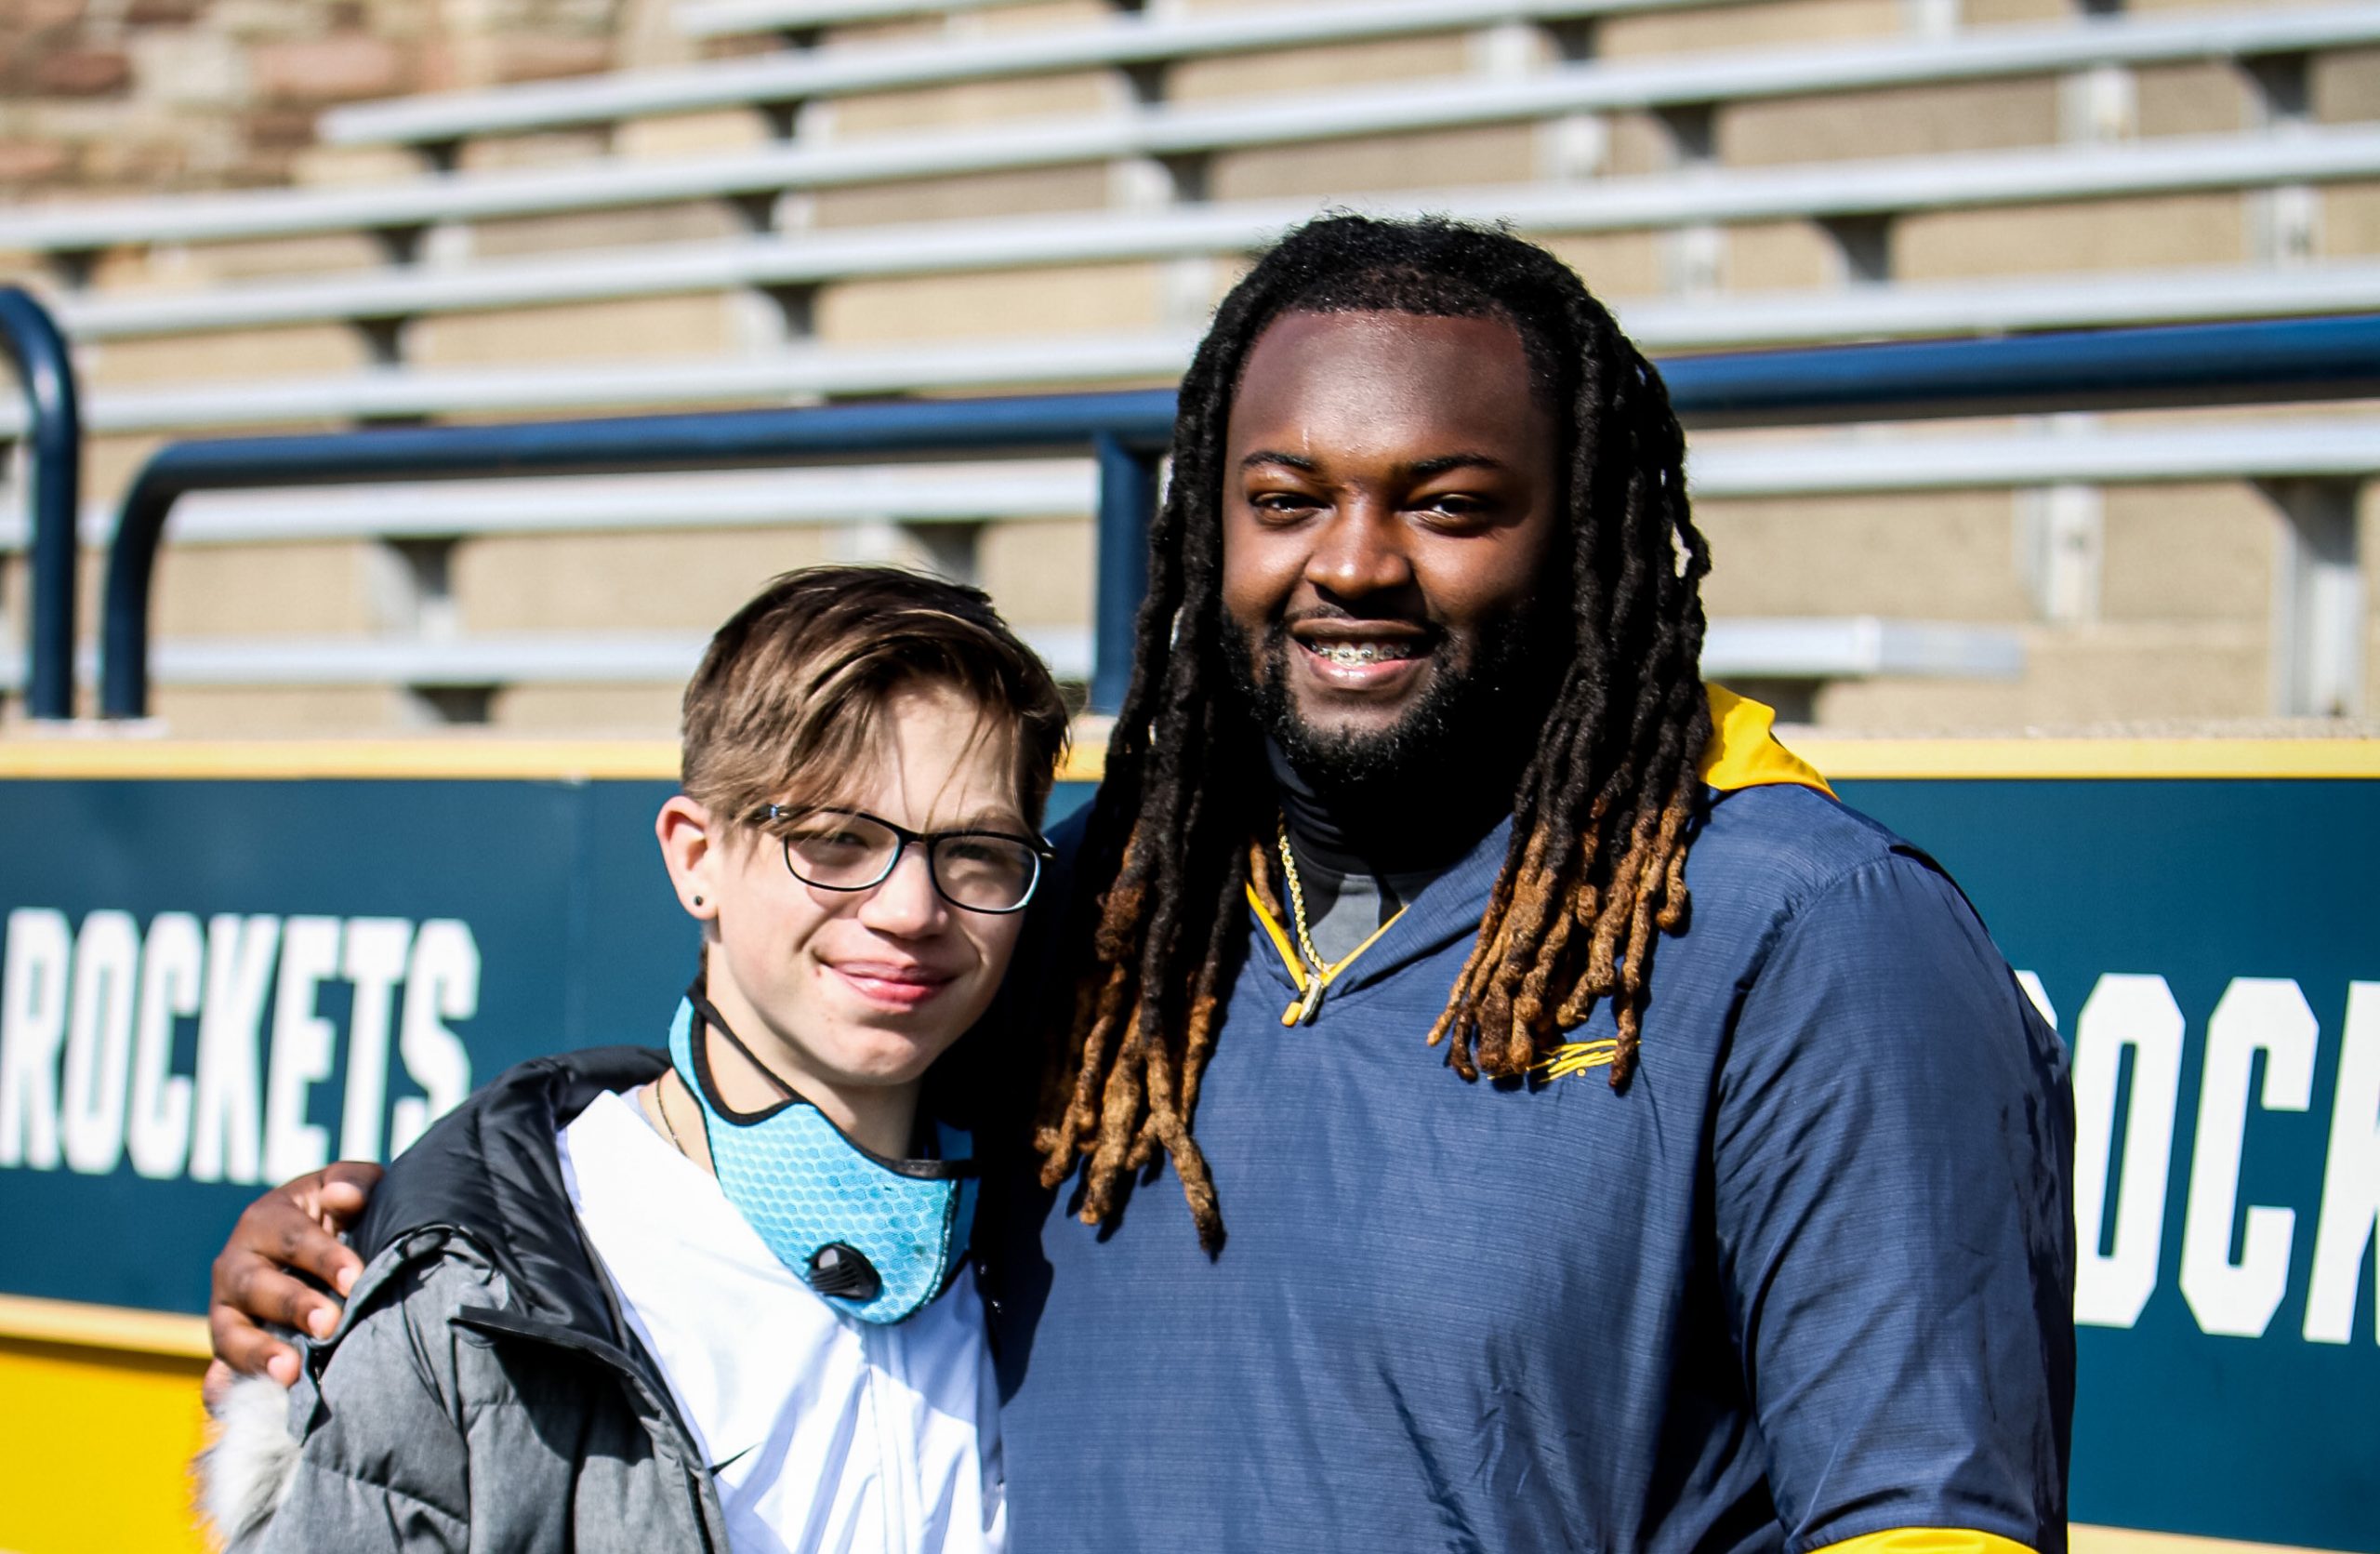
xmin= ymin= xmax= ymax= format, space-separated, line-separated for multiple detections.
xmin=1265 ymin=738 xmax=1509 ymax=937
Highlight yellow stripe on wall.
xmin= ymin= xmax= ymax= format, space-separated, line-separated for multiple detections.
xmin=2 ymin=736 xmax=2370 ymax=786
xmin=0 ymin=1292 xmax=210 ymax=1358
xmin=1789 ymin=739 xmax=2380 ymax=781
xmin=0 ymin=737 xmax=1117 ymax=786
xmin=0 ymin=1340 xmax=212 ymax=1554
xmin=0 ymin=737 xmax=681 ymax=782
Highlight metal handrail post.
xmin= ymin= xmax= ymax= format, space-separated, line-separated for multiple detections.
xmin=0 ymin=286 xmax=83 ymax=721
xmin=1091 ymin=433 xmax=1159 ymax=716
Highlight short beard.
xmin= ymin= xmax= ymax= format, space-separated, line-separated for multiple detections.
xmin=1223 ymin=612 xmax=1558 ymax=814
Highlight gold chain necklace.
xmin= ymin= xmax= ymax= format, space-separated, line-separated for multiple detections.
xmin=1275 ymin=814 xmax=1329 ymax=1025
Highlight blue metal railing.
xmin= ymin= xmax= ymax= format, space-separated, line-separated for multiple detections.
xmin=99 ymin=392 xmax=1177 ymax=720
xmin=0 ymin=286 xmax=83 ymax=722
xmin=1662 ymin=311 xmax=2380 ymax=425
xmin=62 ymin=310 xmax=2380 ymax=721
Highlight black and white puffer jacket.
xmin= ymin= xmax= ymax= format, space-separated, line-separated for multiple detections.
xmin=198 ymin=1046 xmax=732 ymax=1554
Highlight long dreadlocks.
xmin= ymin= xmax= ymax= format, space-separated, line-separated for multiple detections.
xmin=1034 ymin=216 xmax=1714 ymax=1252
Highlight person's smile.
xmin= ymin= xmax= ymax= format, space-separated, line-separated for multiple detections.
xmin=821 ymin=956 xmax=960 ymax=1013
xmin=1289 ymin=614 xmax=1435 ymax=692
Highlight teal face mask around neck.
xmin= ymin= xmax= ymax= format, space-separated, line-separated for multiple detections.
xmin=668 ymin=986 xmax=977 ymax=1324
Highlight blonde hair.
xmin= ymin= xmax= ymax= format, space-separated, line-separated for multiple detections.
xmin=681 ymin=566 xmax=1070 ymax=830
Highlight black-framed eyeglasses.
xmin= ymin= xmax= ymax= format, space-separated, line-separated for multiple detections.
xmin=758 ymin=804 xmax=1054 ymax=915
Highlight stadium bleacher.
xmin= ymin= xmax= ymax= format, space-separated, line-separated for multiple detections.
xmin=0 ymin=0 xmax=2371 ymax=734
xmin=23 ymin=126 xmax=2380 ymax=381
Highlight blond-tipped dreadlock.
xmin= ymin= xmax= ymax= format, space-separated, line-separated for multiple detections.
xmin=1035 ymin=216 xmax=1713 ymax=1253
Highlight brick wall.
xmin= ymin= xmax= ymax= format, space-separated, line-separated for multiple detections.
xmin=0 ymin=0 xmax=657 ymax=204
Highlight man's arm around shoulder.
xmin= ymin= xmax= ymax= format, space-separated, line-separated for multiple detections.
xmin=200 ymin=1240 xmax=495 ymax=1553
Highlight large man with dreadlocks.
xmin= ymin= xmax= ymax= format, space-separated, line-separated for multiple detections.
xmin=1006 ymin=213 xmax=2074 ymax=1554
xmin=206 ymin=216 xmax=2074 ymax=1554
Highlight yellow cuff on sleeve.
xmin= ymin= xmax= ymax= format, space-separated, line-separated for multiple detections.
xmin=1810 ymin=1528 xmax=2039 ymax=1554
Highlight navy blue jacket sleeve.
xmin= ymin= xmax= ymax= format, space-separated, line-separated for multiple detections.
xmin=1712 ymin=849 xmax=2075 ymax=1554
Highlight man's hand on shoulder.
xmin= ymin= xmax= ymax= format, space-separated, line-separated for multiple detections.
xmin=203 ymin=1162 xmax=385 ymax=1409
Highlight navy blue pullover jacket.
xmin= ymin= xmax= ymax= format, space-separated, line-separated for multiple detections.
xmin=985 ymin=779 xmax=2074 ymax=1554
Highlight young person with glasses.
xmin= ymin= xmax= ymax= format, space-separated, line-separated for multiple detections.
xmin=200 ymin=565 xmax=1065 ymax=1554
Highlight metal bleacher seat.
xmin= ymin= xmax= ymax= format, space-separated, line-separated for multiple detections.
xmin=13 ymin=118 xmax=2380 ymax=436
xmin=35 ymin=123 xmax=2380 ymax=350
xmin=12 ymin=420 xmax=2368 ymax=551
xmin=7 ymin=4 xmax=2371 ymax=259
xmin=312 ymin=3 xmax=2380 ymax=157
xmin=324 ymin=0 xmax=1721 ymax=151
xmin=0 ymin=619 xmax=2016 ymax=698
xmin=8 ymin=418 xmax=2373 ymax=701
xmin=0 ymin=4 xmax=2363 ymax=438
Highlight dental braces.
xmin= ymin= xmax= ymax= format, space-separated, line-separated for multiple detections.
xmin=1315 ymin=642 xmax=1415 ymax=666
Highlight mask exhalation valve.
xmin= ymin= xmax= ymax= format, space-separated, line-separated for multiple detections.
xmin=806 ymin=1243 xmax=883 ymax=1303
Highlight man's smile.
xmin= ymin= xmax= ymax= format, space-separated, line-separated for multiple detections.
xmin=1289 ymin=619 xmax=1435 ymax=692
